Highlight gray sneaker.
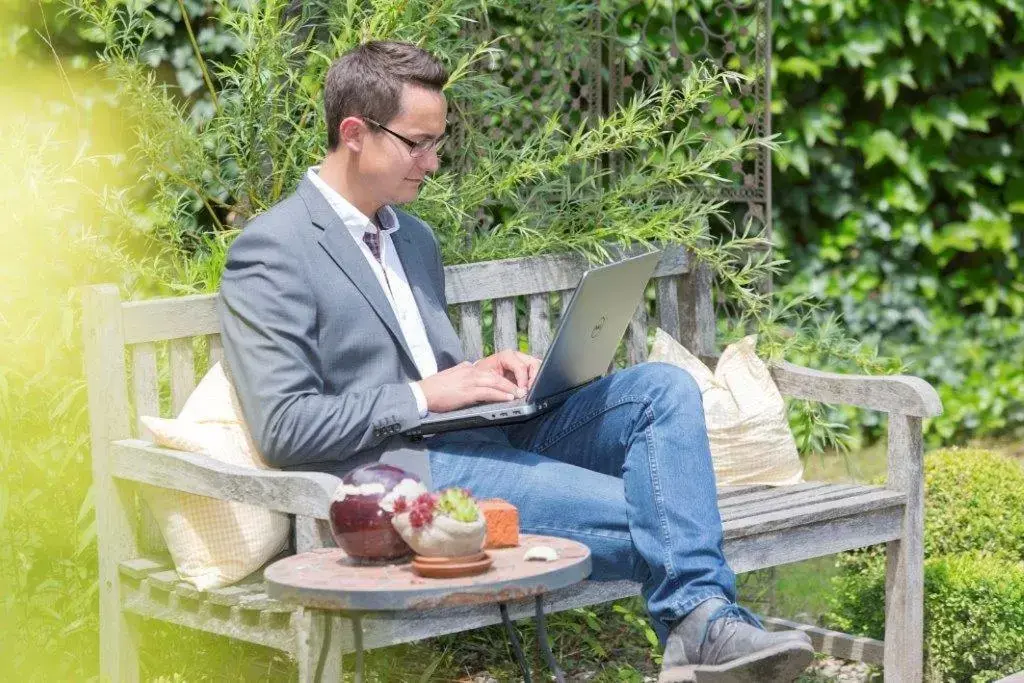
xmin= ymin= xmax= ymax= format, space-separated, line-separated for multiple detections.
xmin=658 ymin=598 xmax=814 ymax=683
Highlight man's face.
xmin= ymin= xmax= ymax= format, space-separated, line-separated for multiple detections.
xmin=354 ymin=84 xmax=447 ymax=206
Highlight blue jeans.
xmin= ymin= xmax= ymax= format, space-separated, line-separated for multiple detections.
xmin=427 ymin=362 xmax=735 ymax=641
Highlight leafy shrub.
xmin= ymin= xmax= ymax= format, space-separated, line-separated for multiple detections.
xmin=827 ymin=448 xmax=1024 ymax=680
xmin=771 ymin=0 xmax=1024 ymax=446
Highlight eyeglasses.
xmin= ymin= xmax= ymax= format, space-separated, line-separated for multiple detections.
xmin=363 ymin=118 xmax=446 ymax=158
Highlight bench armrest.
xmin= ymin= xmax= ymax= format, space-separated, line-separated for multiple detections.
xmin=111 ymin=439 xmax=340 ymax=518
xmin=769 ymin=361 xmax=943 ymax=418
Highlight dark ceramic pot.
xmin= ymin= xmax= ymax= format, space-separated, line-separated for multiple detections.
xmin=328 ymin=463 xmax=419 ymax=562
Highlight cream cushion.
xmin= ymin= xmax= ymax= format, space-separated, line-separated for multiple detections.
xmin=139 ymin=362 xmax=289 ymax=590
xmin=648 ymin=329 xmax=803 ymax=486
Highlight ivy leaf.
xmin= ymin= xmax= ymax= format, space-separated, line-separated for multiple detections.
xmin=777 ymin=56 xmax=822 ymax=80
xmin=993 ymin=60 xmax=1024 ymax=102
xmin=861 ymin=130 xmax=909 ymax=169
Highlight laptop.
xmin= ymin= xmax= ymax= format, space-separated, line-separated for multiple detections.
xmin=405 ymin=250 xmax=661 ymax=437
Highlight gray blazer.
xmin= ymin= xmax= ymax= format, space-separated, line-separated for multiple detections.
xmin=218 ymin=176 xmax=466 ymax=478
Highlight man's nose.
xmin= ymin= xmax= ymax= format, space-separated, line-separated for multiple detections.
xmin=417 ymin=149 xmax=441 ymax=173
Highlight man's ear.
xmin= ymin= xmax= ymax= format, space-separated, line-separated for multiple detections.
xmin=339 ymin=117 xmax=366 ymax=153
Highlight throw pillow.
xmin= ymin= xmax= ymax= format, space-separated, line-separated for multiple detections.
xmin=139 ymin=362 xmax=289 ymax=589
xmin=648 ymin=329 xmax=803 ymax=486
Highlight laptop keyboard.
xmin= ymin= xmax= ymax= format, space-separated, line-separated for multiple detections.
xmin=425 ymin=397 xmax=528 ymax=420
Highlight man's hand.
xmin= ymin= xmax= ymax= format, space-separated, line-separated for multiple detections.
xmin=473 ymin=350 xmax=542 ymax=392
xmin=418 ymin=361 xmax=527 ymax=413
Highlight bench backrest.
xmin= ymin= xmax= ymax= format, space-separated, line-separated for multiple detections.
xmin=82 ymin=244 xmax=713 ymax=552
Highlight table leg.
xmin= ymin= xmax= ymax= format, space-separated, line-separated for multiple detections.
xmin=352 ymin=614 xmax=364 ymax=683
xmin=534 ymin=595 xmax=566 ymax=683
xmin=499 ymin=603 xmax=532 ymax=683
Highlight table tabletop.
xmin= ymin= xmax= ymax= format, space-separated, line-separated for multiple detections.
xmin=264 ymin=534 xmax=591 ymax=612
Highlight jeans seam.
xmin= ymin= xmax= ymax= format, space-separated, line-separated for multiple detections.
xmin=533 ymin=393 xmax=650 ymax=455
xmin=642 ymin=400 xmax=683 ymax=602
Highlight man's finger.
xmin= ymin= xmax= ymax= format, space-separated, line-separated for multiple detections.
xmin=476 ymin=369 xmax=521 ymax=397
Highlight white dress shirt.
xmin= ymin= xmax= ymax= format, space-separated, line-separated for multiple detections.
xmin=306 ymin=168 xmax=436 ymax=417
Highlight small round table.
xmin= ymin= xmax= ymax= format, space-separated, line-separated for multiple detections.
xmin=265 ymin=534 xmax=591 ymax=683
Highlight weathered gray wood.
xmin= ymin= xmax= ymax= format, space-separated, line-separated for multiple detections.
xmin=762 ymin=616 xmax=884 ymax=665
xmin=122 ymin=293 xmax=220 ymax=345
xmin=625 ymin=301 xmax=648 ymax=366
xmin=716 ymin=485 xmax=770 ymax=500
xmin=295 ymin=516 xmax=334 ymax=553
xmin=655 ymin=276 xmax=681 ymax=342
xmin=772 ymin=361 xmax=943 ymax=418
xmin=121 ymin=587 xmax=295 ymax=652
xmin=458 ymin=302 xmax=484 ymax=362
xmin=82 ymin=284 xmax=141 ymax=683
xmin=725 ymin=505 xmax=904 ymax=574
xmin=884 ymin=413 xmax=924 ymax=682
xmin=131 ymin=343 xmax=160 ymax=435
xmin=678 ymin=260 xmax=715 ymax=358
xmin=444 ymin=244 xmax=691 ymax=305
xmin=716 ymin=482 xmax=829 ymax=508
xmin=111 ymin=439 xmax=340 ymax=518
xmin=208 ymin=333 xmax=224 ymax=367
xmin=996 ymin=673 xmax=1024 ymax=683
xmin=168 ymin=338 xmax=195 ymax=415
xmin=559 ymin=288 xmax=574 ymax=320
xmin=492 ymin=297 xmax=518 ymax=352
xmin=119 ymin=557 xmax=170 ymax=580
xmin=129 ymin=343 xmax=166 ymax=553
xmin=528 ymin=294 xmax=552 ymax=358
xmin=296 ymin=610 xmax=345 ymax=683
xmin=720 ymin=484 xmax=865 ymax=521
xmin=722 ymin=489 xmax=905 ymax=539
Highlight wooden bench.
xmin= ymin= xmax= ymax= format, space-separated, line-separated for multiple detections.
xmin=82 ymin=246 xmax=941 ymax=681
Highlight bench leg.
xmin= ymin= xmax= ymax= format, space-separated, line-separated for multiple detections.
xmin=296 ymin=610 xmax=343 ymax=683
xmin=883 ymin=414 xmax=924 ymax=682
xmin=99 ymin=607 xmax=140 ymax=683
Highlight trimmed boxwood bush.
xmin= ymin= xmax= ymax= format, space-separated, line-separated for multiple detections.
xmin=827 ymin=448 xmax=1024 ymax=680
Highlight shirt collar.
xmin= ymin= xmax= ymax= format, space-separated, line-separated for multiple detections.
xmin=306 ymin=167 xmax=399 ymax=237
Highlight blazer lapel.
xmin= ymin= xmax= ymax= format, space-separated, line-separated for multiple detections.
xmin=297 ymin=178 xmax=416 ymax=368
xmin=390 ymin=225 xmax=455 ymax=365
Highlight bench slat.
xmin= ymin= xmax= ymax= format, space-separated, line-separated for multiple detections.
xmin=168 ymin=338 xmax=195 ymax=415
xmin=528 ymin=294 xmax=552 ymax=357
xmin=723 ymin=489 xmax=905 ymax=539
xmin=458 ymin=302 xmax=484 ymax=362
xmin=444 ymin=244 xmax=691 ymax=305
xmin=131 ymin=343 xmax=160 ymax=436
xmin=716 ymin=485 xmax=770 ymax=500
xmin=493 ymin=297 xmax=518 ymax=352
xmin=717 ymin=482 xmax=832 ymax=509
xmin=208 ymin=333 xmax=224 ymax=367
xmin=120 ymin=557 xmax=171 ymax=580
xmin=721 ymin=484 xmax=865 ymax=522
xmin=625 ymin=301 xmax=648 ymax=365
xmin=655 ymin=276 xmax=681 ymax=341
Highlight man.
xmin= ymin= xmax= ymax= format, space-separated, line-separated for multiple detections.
xmin=218 ymin=40 xmax=813 ymax=680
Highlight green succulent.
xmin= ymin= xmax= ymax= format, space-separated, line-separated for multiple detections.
xmin=435 ymin=488 xmax=480 ymax=523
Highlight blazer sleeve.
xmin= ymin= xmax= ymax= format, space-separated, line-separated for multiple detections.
xmin=217 ymin=218 xmax=421 ymax=469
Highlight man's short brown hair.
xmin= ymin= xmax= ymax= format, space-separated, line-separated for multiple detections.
xmin=324 ymin=41 xmax=449 ymax=151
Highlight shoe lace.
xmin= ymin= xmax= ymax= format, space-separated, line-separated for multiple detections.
xmin=700 ymin=602 xmax=763 ymax=648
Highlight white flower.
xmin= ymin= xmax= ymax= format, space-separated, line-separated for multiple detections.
xmin=379 ymin=478 xmax=429 ymax=513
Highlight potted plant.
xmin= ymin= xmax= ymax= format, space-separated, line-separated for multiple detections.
xmin=391 ymin=488 xmax=487 ymax=561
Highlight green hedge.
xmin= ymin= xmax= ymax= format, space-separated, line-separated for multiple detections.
xmin=827 ymin=448 xmax=1024 ymax=680
xmin=772 ymin=0 xmax=1024 ymax=445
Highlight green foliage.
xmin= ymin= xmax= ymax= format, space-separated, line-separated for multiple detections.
xmin=827 ymin=448 xmax=1024 ymax=680
xmin=434 ymin=488 xmax=480 ymax=523
xmin=771 ymin=0 xmax=1024 ymax=445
